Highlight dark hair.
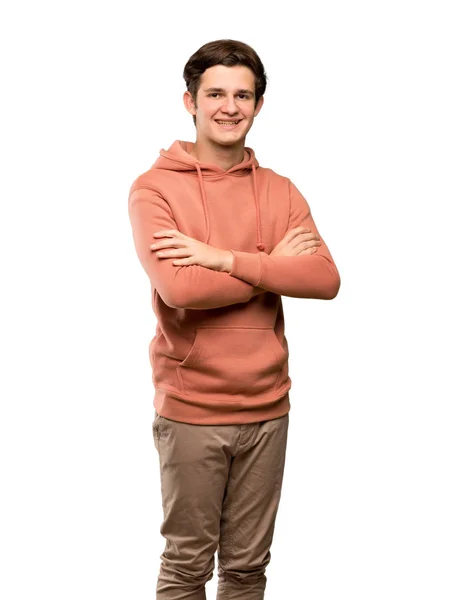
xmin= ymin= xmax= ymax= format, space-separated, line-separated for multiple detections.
xmin=183 ymin=39 xmax=268 ymax=126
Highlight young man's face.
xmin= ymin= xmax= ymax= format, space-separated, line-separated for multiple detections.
xmin=184 ymin=64 xmax=264 ymax=148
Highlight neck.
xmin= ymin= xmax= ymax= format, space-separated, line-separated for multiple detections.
xmin=189 ymin=137 xmax=246 ymax=171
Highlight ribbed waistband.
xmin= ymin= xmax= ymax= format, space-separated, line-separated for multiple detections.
xmin=153 ymin=388 xmax=291 ymax=425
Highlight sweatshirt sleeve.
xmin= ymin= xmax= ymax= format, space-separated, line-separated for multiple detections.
xmin=128 ymin=186 xmax=265 ymax=309
xmin=228 ymin=180 xmax=341 ymax=299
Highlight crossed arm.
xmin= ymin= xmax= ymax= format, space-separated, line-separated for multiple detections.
xmin=128 ymin=181 xmax=340 ymax=310
xmin=227 ymin=181 xmax=340 ymax=300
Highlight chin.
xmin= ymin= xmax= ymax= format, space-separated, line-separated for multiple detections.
xmin=217 ymin=137 xmax=244 ymax=146
xmin=212 ymin=132 xmax=247 ymax=146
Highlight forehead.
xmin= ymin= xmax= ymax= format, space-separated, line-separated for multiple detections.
xmin=199 ymin=64 xmax=255 ymax=91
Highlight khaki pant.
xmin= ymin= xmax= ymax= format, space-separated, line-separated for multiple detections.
xmin=152 ymin=410 xmax=289 ymax=599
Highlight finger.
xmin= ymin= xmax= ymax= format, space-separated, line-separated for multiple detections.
xmin=288 ymin=226 xmax=310 ymax=234
xmin=156 ymin=249 xmax=191 ymax=258
xmin=294 ymin=242 xmax=321 ymax=254
xmin=292 ymin=237 xmax=321 ymax=250
xmin=294 ymin=235 xmax=321 ymax=248
xmin=284 ymin=227 xmax=312 ymax=243
xmin=153 ymin=229 xmax=179 ymax=238
xmin=298 ymin=246 xmax=318 ymax=255
xmin=151 ymin=239 xmax=184 ymax=250
xmin=303 ymin=240 xmax=321 ymax=249
xmin=282 ymin=231 xmax=299 ymax=243
xmin=293 ymin=231 xmax=320 ymax=241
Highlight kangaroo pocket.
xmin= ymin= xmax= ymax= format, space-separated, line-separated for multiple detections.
xmin=177 ymin=327 xmax=287 ymax=398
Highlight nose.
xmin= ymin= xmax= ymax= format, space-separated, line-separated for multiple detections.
xmin=220 ymin=94 xmax=239 ymax=115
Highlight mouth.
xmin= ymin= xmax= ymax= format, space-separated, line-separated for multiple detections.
xmin=215 ymin=119 xmax=242 ymax=130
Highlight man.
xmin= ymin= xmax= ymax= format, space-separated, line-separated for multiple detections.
xmin=128 ymin=39 xmax=340 ymax=600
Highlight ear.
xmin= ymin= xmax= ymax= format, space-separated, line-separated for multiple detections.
xmin=254 ymin=95 xmax=264 ymax=117
xmin=183 ymin=91 xmax=196 ymax=116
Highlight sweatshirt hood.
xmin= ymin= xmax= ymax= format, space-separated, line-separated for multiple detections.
xmin=151 ymin=140 xmax=266 ymax=252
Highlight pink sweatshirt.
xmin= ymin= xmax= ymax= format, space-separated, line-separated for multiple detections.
xmin=128 ymin=140 xmax=340 ymax=424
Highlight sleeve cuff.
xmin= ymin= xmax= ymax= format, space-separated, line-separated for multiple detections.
xmin=229 ymin=250 xmax=263 ymax=286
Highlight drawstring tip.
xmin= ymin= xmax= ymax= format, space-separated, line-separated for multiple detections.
xmin=257 ymin=242 xmax=265 ymax=251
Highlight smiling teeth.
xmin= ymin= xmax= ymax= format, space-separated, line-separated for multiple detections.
xmin=217 ymin=121 xmax=239 ymax=124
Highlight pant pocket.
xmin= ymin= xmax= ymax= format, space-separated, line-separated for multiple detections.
xmin=152 ymin=411 xmax=162 ymax=451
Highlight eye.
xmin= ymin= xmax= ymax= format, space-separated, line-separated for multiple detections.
xmin=207 ymin=93 xmax=250 ymax=99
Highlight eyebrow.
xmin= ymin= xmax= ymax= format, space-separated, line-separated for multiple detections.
xmin=203 ymin=87 xmax=255 ymax=97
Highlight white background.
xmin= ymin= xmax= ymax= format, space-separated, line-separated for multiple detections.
xmin=1 ymin=0 xmax=449 ymax=598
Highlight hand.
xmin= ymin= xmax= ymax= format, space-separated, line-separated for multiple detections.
xmin=270 ymin=227 xmax=321 ymax=257
xmin=150 ymin=229 xmax=231 ymax=272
